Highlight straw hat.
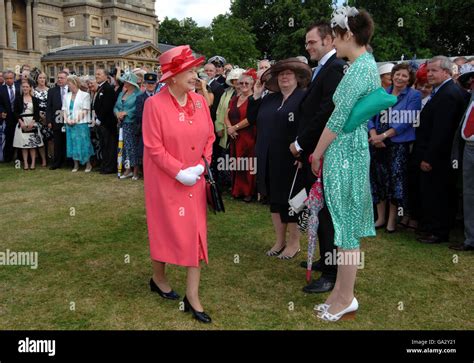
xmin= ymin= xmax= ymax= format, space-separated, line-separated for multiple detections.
xmin=226 ymin=68 xmax=245 ymax=86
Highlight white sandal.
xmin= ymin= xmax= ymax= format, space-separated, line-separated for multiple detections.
xmin=314 ymin=303 xmax=330 ymax=313
xmin=317 ymin=298 xmax=358 ymax=322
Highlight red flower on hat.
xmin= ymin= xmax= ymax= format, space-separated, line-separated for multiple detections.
xmin=243 ymin=68 xmax=258 ymax=81
xmin=161 ymin=48 xmax=194 ymax=74
xmin=416 ymin=62 xmax=428 ymax=83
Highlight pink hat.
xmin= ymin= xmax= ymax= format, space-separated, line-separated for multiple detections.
xmin=158 ymin=45 xmax=205 ymax=82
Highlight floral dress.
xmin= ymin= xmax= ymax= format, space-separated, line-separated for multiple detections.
xmin=34 ymin=88 xmax=53 ymax=140
xmin=323 ymin=52 xmax=380 ymax=250
xmin=13 ymin=101 xmax=44 ymax=148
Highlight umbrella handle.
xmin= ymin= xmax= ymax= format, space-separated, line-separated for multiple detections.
xmin=308 ymin=155 xmax=324 ymax=178
xmin=306 ymin=270 xmax=312 ymax=283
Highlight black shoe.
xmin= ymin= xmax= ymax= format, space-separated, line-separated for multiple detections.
xmin=183 ymin=296 xmax=212 ymax=323
xmin=302 ymin=276 xmax=335 ymax=294
xmin=415 ymin=229 xmax=430 ymax=237
xmin=100 ymin=170 xmax=116 ymax=175
xmin=300 ymin=260 xmax=323 ymax=272
xmin=49 ymin=165 xmax=60 ymax=170
xmin=149 ymin=278 xmax=180 ymax=300
xmin=417 ymin=235 xmax=448 ymax=244
xmin=449 ymin=243 xmax=474 ymax=251
xmin=385 ymin=228 xmax=396 ymax=234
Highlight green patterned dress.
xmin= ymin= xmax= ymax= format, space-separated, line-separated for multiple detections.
xmin=323 ymin=51 xmax=380 ymax=250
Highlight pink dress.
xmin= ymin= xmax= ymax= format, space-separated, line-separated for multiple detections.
xmin=142 ymin=87 xmax=215 ymax=267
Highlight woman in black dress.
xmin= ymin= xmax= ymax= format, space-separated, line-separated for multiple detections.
xmin=247 ymin=58 xmax=312 ymax=259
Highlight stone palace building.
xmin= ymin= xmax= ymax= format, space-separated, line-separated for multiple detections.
xmin=0 ymin=0 xmax=161 ymax=78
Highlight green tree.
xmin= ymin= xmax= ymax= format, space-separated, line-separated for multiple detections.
xmin=158 ymin=17 xmax=211 ymax=49
xmin=230 ymin=0 xmax=334 ymax=61
xmin=348 ymin=0 xmax=473 ymax=61
xmin=196 ymin=14 xmax=259 ymax=68
xmin=429 ymin=1 xmax=473 ymax=56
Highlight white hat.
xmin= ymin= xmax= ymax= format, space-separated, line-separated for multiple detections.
xmin=226 ymin=68 xmax=245 ymax=86
xmin=378 ymin=63 xmax=394 ymax=76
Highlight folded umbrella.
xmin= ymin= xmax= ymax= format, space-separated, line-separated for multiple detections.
xmin=117 ymin=126 xmax=124 ymax=178
xmin=305 ymin=156 xmax=325 ymax=283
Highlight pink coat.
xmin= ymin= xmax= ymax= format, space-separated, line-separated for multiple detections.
xmin=142 ymin=87 xmax=215 ymax=267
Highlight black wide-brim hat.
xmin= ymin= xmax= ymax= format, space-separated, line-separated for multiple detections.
xmin=260 ymin=58 xmax=312 ymax=92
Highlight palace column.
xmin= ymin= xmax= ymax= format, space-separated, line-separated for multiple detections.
xmin=83 ymin=13 xmax=91 ymax=40
xmin=26 ymin=0 xmax=33 ymax=50
xmin=6 ymin=0 xmax=14 ymax=48
xmin=32 ymin=1 xmax=40 ymax=50
xmin=110 ymin=15 xmax=118 ymax=44
xmin=0 ymin=0 xmax=7 ymax=47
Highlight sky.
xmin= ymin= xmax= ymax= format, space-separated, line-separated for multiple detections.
xmin=155 ymin=0 xmax=232 ymax=27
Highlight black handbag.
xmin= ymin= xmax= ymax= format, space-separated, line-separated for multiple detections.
xmin=203 ymin=157 xmax=225 ymax=213
xmin=18 ymin=114 xmax=38 ymax=134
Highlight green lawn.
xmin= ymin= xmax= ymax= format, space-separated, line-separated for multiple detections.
xmin=0 ymin=163 xmax=472 ymax=330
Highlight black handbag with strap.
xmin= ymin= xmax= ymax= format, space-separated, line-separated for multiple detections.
xmin=203 ymin=157 xmax=225 ymax=213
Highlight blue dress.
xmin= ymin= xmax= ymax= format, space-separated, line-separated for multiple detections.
xmin=66 ymin=98 xmax=94 ymax=165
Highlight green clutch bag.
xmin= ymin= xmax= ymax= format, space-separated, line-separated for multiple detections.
xmin=342 ymin=87 xmax=398 ymax=133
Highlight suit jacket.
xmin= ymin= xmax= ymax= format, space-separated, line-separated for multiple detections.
xmin=136 ymin=91 xmax=152 ymax=134
xmin=0 ymin=83 xmax=22 ymax=125
xmin=209 ymin=78 xmax=224 ymax=121
xmin=414 ymin=79 xmax=468 ymax=169
xmin=296 ymin=54 xmax=346 ymax=159
xmin=13 ymin=95 xmax=40 ymax=124
xmin=93 ymin=81 xmax=117 ymax=130
xmin=46 ymin=85 xmax=66 ymax=130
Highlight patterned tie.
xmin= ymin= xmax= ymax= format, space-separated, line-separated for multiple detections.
xmin=8 ymin=86 xmax=14 ymax=110
xmin=463 ymin=102 xmax=474 ymax=139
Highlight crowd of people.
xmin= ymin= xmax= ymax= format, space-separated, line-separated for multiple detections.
xmin=1 ymin=4 xmax=473 ymax=323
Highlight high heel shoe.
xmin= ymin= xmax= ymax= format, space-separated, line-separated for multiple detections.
xmin=183 ymin=296 xmax=212 ymax=323
xmin=317 ymin=297 xmax=358 ymax=322
xmin=149 ymin=278 xmax=180 ymax=300
xmin=266 ymin=243 xmax=286 ymax=257
xmin=314 ymin=303 xmax=330 ymax=313
xmin=278 ymin=248 xmax=301 ymax=260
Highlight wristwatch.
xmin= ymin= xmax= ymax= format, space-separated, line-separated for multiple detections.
xmin=235 ymin=124 xmax=240 ymax=129
xmin=382 ymin=132 xmax=388 ymax=139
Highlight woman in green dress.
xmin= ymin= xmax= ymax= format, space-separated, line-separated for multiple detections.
xmin=310 ymin=6 xmax=379 ymax=322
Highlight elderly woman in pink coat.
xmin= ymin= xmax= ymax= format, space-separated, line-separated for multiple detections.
xmin=142 ymin=45 xmax=215 ymax=323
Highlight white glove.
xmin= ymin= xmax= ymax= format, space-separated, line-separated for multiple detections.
xmin=183 ymin=164 xmax=205 ymax=176
xmin=175 ymin=169 xmax=201 ymax=186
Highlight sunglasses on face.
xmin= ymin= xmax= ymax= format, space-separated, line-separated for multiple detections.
xmin=239 ymin=82 xmax=250 ymax=85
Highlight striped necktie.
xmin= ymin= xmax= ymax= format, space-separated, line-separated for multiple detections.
xmin=8 ymin=86 xmax=14 ymax=110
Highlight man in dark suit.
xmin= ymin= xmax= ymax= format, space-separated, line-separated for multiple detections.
xmin=0 ymin=70 xmax=22 ymax=162
xmin=289 ymin=22 xmax=346 ymax=293
xmin=204 ymin=62 xmax=225 ymax=121
xmin=46 ymin=71 xmax=68 ymax=169
xmin=94 ymin=68 xmax=118 ymax=174
xmin=204 ymin=62 xmax=225 ymax=186
xmin=136 ymin=72 xmax=157 ymax=175
xmin=413 ymin=56 xmax=468 ymax=244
